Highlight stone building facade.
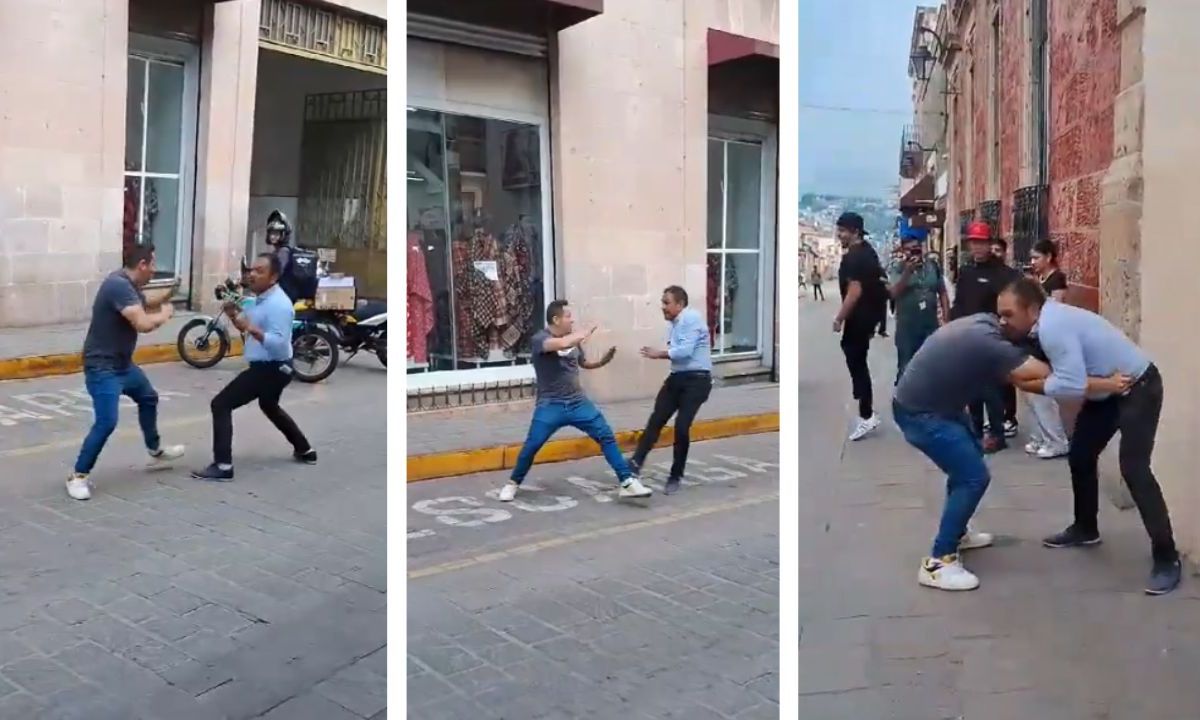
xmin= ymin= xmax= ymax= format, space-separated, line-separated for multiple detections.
xmin=405 ymin=0 xmax=780 ymax=404
xmin=0 ymin=0 xmax=387 ymax=327
xmin=938 ymin=0 xmax=1140 ymax=326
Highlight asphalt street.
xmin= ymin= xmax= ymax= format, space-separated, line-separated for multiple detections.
xmin=407 ymin=432 xmax=780 ymax=720
xmin=0 ymin=359 xmax=385 ymax=719
xmin=799 ymin=291 xmax=1200 ymax=719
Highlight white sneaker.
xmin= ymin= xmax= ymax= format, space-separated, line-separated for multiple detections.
xmin=848 ymin=414 xmax=881 ymax=441
xmin=1036 ymin=445 xmax=1068 ymax=459
xmin=959 ymin=528 xmax=995 ymax=551
xmin=619 ymin=477 xmax=653 ymax=499
xmin=1024 ymin=441 xmax=1043 ymax=455
xmin=147 ymin=444 xmax=185 ymax=469
xmin=66 ymin=474 xmax=91 ymax=501
xmin=919 ymin=554 xmax=980 ymax=591
xmin=498 ymin=481 xmax=519 ymax=503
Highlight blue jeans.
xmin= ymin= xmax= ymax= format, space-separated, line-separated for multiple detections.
xmin=511 ymin=399 xmax=632 ymax=484
xmin=893 ymin=400 xmax=991 ymax=558
xmin=74 ymin=366 xmax=161 ymax=474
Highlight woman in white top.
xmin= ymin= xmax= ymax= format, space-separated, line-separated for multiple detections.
xmin=1023 ymin=239 xmax=1071 ymax=458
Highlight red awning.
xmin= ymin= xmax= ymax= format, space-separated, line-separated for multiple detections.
xmin=707 ymin=29 xmax=779 ymax=66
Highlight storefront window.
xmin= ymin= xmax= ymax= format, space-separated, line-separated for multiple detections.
xmin=707 ymin=138 xmax=763 ymax=355
xmin=124 ymin=54 xmax=186 ymax=279
xmin=406 ymin=108 xmax=546 ymax=374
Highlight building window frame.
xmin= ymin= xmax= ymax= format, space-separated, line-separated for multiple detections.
xmin=404 ymin=96 xmax=555 ymax=392
xmin=125 ymin=33 xmax=200 ymax=294
xmin=707 ymin=115 xmax=778 ymax=366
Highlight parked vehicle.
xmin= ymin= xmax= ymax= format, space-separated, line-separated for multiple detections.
xmin=177 ymin=257 xmax=344 ymax=383
xmin=177 ymin=266 xmax=254 ymax=370
xmin=293 ymin=300 xmax=387 ymax=378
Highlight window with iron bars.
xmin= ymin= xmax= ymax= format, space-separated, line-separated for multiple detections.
xmin=1011 ymin=185 xmax=1049 ymax=266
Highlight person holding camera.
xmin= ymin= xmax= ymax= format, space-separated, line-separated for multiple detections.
xmin=192 ymin=253 xmax=315 ymax=482
xmin=887 ymin=226 xmax=949 ymax=383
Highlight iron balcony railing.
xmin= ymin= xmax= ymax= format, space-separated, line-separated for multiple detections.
xmin=899 ymin=124 xmax=924 ymax=179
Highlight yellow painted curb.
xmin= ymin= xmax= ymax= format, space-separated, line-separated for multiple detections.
xmin=407 ymin=411 xmax=779 ymax=483
xmin=0 ymin=339 xmax=245 ymax=382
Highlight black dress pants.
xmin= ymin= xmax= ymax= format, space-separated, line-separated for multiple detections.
xmin=211 ymin=362 xmax=310 ymax=465
xmin=632 ymin=371 xmax=713 ymax=479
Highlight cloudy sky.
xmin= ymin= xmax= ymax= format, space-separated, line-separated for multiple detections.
xmin=799 ymin=0 xmax=924 ymax=198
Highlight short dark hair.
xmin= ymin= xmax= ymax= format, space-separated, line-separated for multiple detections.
xmin=990 ymin=237 xmax=1008 ymax=250
xmin=663 ymin=285 xmax=689 ymax=306
xmin=546 ymin=299 xmax=569 ymax=325
xmin=256 ymin=252 xmax=282 ymax=278
xmin=1004 ymin=277 xmax=1047 ymax=309
xmin=124 ymin=242 xmax=155 ymax=269
xmin=1032 ymin=239 xmax=1058 ymax=261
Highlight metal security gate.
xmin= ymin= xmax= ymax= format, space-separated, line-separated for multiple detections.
xmin=297 ymin=89 xmax=387 ymax=299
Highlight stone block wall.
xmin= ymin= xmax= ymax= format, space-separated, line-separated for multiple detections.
xmin=0 ymin=0 xmax=127 ymax=326
xmin=946 ymin=0 xmax=1121 ymax=312
xmin=553 ymin=0 xmax=778 ymax=402
xmin=1046 ymin=0 xmax=1119 ymax=311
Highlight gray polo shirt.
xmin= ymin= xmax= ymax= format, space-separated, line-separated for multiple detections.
xmin=894 ymin=314 xmax=1028 ymax=417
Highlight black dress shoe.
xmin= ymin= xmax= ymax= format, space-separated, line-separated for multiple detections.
xmin=294 ymin=449 xmax=318 ymax=465
xmin=664 ymin=476 xmax=681 ymax=495
xmin=1146 ymin=558 xmax=1182 ymax=596
xmin=192 ymin=464 xmax=234 ymax=482
xmin=1042 ymin=525 xmax=1102 ymax=549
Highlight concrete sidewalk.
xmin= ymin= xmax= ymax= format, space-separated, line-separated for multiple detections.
xmin=0 ymin=314 xmax=239 ymax=381
xmin=407 ymin=382 xmax=780 ymax=482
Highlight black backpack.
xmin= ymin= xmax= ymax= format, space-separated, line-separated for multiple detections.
xmin=280 ymin=247 xmax=319 ymax=301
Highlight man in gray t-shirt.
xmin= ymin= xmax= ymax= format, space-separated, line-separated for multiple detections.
xmin=69 ymin=244 xmax=185 ymax=502
xmin=894 ymin=313 xmax=1129 ymax=593
xmin=528 ymin=328 xmax=586 ymax=403
xmin=893 ymin=314 xmax=1043 ymax=593
xmin=894 ymin=314 xmax=1029 ymax=418
xmin=498 ymin=300 xmax=652 ymax=503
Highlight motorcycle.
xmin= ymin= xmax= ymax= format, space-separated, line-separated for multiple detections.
xmin=176 ymin=263 xmax=254 ymax=370
xmin=176 ymin=259 xmax=341 ymax=383
xmin=292 ymin=299 xmax=387 ymax=379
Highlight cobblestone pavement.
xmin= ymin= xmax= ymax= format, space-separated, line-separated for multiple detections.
xmin=407 ymin=433 xmax=779 ymax=719
xmin=799 ymin=300 xmax=1200 ymax=719
xmin=0 ymin=362 xmax=385 ymax=719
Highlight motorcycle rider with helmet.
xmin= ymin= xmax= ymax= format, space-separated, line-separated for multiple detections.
xmin=265 ymin=210 xmax=298 ymax=301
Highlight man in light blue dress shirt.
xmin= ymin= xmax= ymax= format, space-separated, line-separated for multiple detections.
xmin=629 ymin=286 xmax=714 ymax=495
xmin=999 ymin=278 xmax=1181 ymax=595
xmin=193 ymin=253 xmax=315 ymax=481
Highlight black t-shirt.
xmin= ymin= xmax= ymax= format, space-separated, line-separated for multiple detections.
xmin=1041 ymin=269 xmax=1068 ymax=296
xmin=839 ymin=242 xmax=885 ymax=330
xmin=83 ymin=271 xmax=145 ymax=371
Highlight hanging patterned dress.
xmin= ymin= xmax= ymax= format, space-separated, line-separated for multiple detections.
xmin=406 ymin=233 xmax=434 ymax=364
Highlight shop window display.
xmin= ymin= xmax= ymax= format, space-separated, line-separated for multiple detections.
xmin=707 ymin=138 xmax=763 ymax=355
xmin=407 ymin=109 xmax=545 ymax=374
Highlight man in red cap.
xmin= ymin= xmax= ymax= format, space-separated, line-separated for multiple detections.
xmin=950 ymin=220 xmax=1022 ymax=452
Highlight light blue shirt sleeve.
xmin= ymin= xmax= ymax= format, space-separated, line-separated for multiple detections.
xmin=259 ymin=298 xmax=291 ymax=359
xmin=667 ymin=313 xmax=703 ymax=362
xmin=1041 ymin=315 xmax=1088 ymax=398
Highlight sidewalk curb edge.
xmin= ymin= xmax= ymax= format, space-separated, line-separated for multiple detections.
xmin=0 ymin=341 xmax=245 ymax=382
xmin=406 ymin=411 xmax=780 ymax=482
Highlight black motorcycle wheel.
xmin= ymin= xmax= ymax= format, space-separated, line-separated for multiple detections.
xmin=177 ymin=318 xmax=229 ymax=369
xmin=376 ymin=329 xmax=387 ymax=367
xmin=292 ymin=327 xmax=339 ymax=383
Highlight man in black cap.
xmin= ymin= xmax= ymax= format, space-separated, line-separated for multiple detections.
xmin=833 ymin=212 xmax=887 ymax=441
